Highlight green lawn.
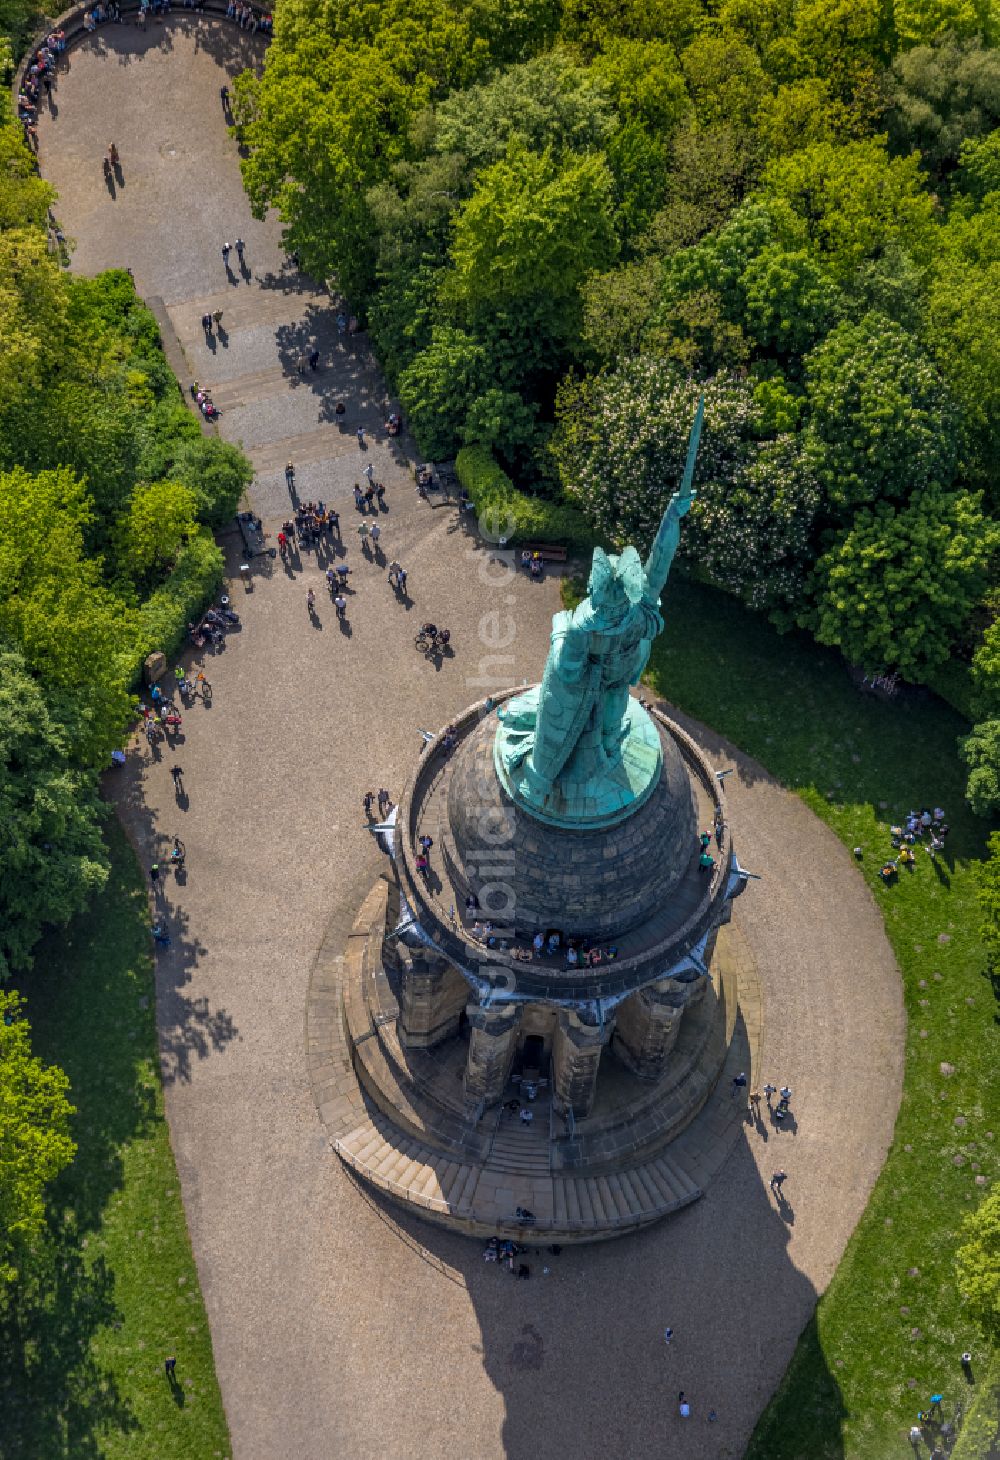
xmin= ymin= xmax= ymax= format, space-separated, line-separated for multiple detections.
xmin=644 ymin=577 xmax=999 ymax=1459
xmin=0 ymin=821 xmax=231 ymax=1460
xmin=563 ymin=572 xmax=998 ymax=1457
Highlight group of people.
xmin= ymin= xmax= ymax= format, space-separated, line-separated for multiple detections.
xmin=880 ymin=805 xmax=948 ymax=883
xmin=362 ymin=788 xmax=394 ymax=821
xmin=224 ymin=0 xmax=273 ymax=30
xmin=17 ymin=35 xmax=62 ymax=147
xmin=189 ymin=381 xmax=220 ymax=421
xmin=84 ymin=2 xmax=121 ymax=32
xmin=353 ymin=474 xmax=387 ymax=512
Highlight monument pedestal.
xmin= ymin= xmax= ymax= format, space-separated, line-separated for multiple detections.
xmin=614 ymin=974 xmax=705 ymax=1079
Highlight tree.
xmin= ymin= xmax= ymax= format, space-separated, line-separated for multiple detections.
xmin=397 ymin=327 xmax=491 ymax=459
xmin=742 ymin=245 xmax=842 ymax=355
xmin=803 ymin=313 xmax=959 ymax=514
xmin=955 ymin=1183 xmax=1000 ymax=1343
xmin=466 ymin=0 xmax=563 ymax=65
xmin=889 ymin=37 xmax=1000 ymax=177
xmin=787 ymin=0 xmax=892 ymax=101
xmin=686 ymin=434 xmax=821 ymax=614
xmin=760 ymin=139 xmax=937 ymax=279
xmin=431 ymin=50 xmax=617 ymax=167
xmin=894 ymin=0 xmax=997 ymax=47
xmin=644 ymin=125 xmax=765 ymax=249
xmin=448 ymin=142 xmax=618 ymax=346
xmin=680 ymin=31 xmax=770 ymax=129
xmin=553 ymin=360 xmax=754 ymax=550
xmin=957 ymin=126 xmax=1000 ymax=197
xmin=590 ymin=37 xmax=691 ymax=134
xmin=0 ymin=990 xmax=76 ymax=1296
xmin=558 ymin=0 xmax=706 ymax=56
xmin=0 ymin=468 xmax=137 ymax=767
xmin=605 ymin=120 xmax=671 ymax=247
xmin=970 ymin=614 xmax=1000 ymax=717
xmin=581 ymin=258 xmax=664 ymax=365
xmin=166 ymin=438 xmax=254 ymax=527
xmin=802 ymin=487 xmax=996 ymax=675
xmin=0 ymin=650 xmax=108 ymax=981
xmin=116 ymin=480 xmax=198 ymax=584
xmin=0 ymin=116 xmax=54 ymax=232
xmin=960 ymin=718 xmax=1000 ymax=815
xmin=754 ymin=78 xmax=858 ymax=155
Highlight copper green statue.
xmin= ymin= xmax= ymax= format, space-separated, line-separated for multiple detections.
xmin=495 ymin=397 xmax=704 ymax=828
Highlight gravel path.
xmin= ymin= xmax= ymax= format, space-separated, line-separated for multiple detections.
xmin=38 ymin=24 xmax=905 ymax=1460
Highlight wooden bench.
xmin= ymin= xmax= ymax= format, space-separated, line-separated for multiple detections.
xmin=520 ymin=542 xmax=568 ymax=563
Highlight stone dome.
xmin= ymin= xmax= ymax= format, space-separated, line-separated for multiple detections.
xmin=445 ymin=710 xmax=698 ymax=941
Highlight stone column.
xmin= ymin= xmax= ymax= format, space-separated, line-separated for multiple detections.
xmin=613 ymin=969 xmax=707 ymax=1080
xmin=398 ymin=950 xmax=469 ymax=1049
xmin=463 ymin=1001 xmax=520 ymax=1107
xmin=552 ymin=1008 xmax=610 ymax=1118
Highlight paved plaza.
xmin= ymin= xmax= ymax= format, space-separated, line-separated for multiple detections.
xmin=38 ymin=22 xmax=905 ymax=1459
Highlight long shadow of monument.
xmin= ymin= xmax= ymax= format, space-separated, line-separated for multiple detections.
xmin=344 ymin=1132 xmax=843 ymax=1460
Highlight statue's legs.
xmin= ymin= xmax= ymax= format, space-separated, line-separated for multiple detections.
xmin=600 ymin=685 xmax=631 ymax=760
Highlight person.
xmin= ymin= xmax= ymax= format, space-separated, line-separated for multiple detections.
xmin=334 ymin=594 xmax=347 ymax=620
xmin=277 ymin=530 xmax=288 ymax=558
xmin=730 ymin=1072 xmax=747 ymax=1099
xmin=418 ymin=834 xmax=433 ymax=855
xmin=663 ymin=1327 xmax=673 ymax=1345
xmin=532 ymin=931 xmax=544 ymax=955
xmin=150 ymin=862 xmax=160 ymax=885
xmin=357 ymin=426 xmax=366 ymax=448
xmin=378 ymin=788 xmax=392 ymax=817
xmin=212 ymin=308 xmax=223 ymax=329
xmin=909 ymin=1424 xmax=923 ymax=1452
xmin=235 ymin=237 xmax=245 ymax=262
xmin=364 ymin=462 xmax=374 ymax=485
xmin=700 ymin=830 xmax=712 ymax=850
xmin=285 ymin=461 xmax=294 ymax=488
xmin=354 ymin=484 xmax=364 ymax=511
xmin=415 ymin=852 xmax=429 ymax=879
xmin=306 ymin=588 xmax=316 ymax=612
xmin=519 ymin=1107 xmax=533 ymax=1125
xmin=358 ymin=521 xmax=370 ymax=551
xmin=770 ymin=1169 xmax=787 ymax=1193
xmin=396 ymin=566 xmax=407 ymax=593
xmin=363 ymin=789 xmax=376 ymax=819
xmin=170 ymin=765 xmax=183 ymax=785
xmin=170 ymin=837 xmax=185 ymax=866
xmin=565 ymin=945 xmax=579 ymax=967
xmin=421 ymin=622 xmax=438 ymax=644
xmin=375 ymin=482 xmax=386 ymax=508
xmin=336 ymin=564 xmax=351 ymax=588
xmin=699 ymin=850 xmax=715 ymax=871
xmin=108 ymin=141 xmax=119 ymax=165
xmin=309 ymin=348 xmax=319 ymax=370
xmin=165 ymin=1356 xmax=177 ymax=1379
xmin=899 ymin=845 xmax=916 ymax=868
xmin=220 ymin=82 xmax=229 ymax=107
xmin=222 ymin=241 xmax=231 ymax=265
xmin=678 ymin=1393 xmax=690 ymax=1419
xmin=388 ymin=560 xmax=401 ymax=585
xmin=370 ymin=522 xmax=381 ymax=548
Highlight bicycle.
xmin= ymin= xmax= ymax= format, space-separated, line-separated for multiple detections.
xmin=415 ymin=628 xmax=450 ymax=656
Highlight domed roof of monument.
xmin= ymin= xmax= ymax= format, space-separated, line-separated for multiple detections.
xmin=445 ymin=708 xmax=698 ymax=942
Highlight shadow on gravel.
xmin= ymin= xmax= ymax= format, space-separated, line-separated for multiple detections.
xmin=337 ymin=1140 xmax=843 ymax=1460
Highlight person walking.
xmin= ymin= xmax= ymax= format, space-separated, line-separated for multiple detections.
xmin=663 ymin=1327 xmax=673 ymax=1346
xmin=201 ymin=311 xmax=213 ymax=337
xmin=369 ymin=521 xmax=381 ymax=550
xmin=357 ymin=425 xmax=366 ymax=449
xmin=221 ymin=241 xmax=231 ymax=267
xmin=334 ymin=594 xmax=347 ymax=621
xmin=235 ymin=237 xmax=245 ymax=263
xmin=357 ymin=521 xmax=370 ymax=555
xmin=363 ymin=462 xmax=374 ymax=485
xmin=363 ymin=790 xmax=376 ymax=819
xmin=212 ymin=308 xmax=223 ymax=329
xmin=770 ymin=1169 xmax=787 ymax=1195
xmin=678 ymin=1393 xmax=690 ymax=1419
xmin=285 ymin=461 xmax=295 ymax=492
xmin=730 ymin=1072 xmax=747 ymax=1100
xmin=353 ymin=484 xmax=364 ymax=511
xmin=306 ymin=588 xmax=316 ymax=614
xmin=308 ymin=348 xmax=319 ymax=370
xmin=150 ymin=862 xmax=160 ymax=885
xmin=165 ymin=1356 xmax=177 ymax=1379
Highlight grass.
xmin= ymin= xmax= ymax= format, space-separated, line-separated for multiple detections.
xmin=565 ymin=572 xmax=999 ymax=1458
xmin=0 ymin=820 xmax=231 ymax=1460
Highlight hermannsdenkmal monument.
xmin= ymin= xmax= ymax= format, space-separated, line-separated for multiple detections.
xmin=331 ymin=400 xmax=762 ymax=1241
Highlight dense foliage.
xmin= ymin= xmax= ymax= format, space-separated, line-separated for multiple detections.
xmin=235 ymin=0 xmax=1000 ymax=811
xmin=956 ymin=1184 xmax=1000 ymax=1346
xmin=0 ymin=111 xmax=252 ymax=980
xmin=0 ymin=990 xmax=76 ymax=1295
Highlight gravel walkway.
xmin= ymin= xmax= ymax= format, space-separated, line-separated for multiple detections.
xmin=37 ymin=25 xmax=905 ymax=1460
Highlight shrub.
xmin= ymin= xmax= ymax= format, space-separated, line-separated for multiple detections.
xmin=455 ymin=445 xmax=596 ymax=551
xmin=131 ymin=529 xmax=224 ymax=673
xmin=960 ymin=718 xmax=1000 ymax=817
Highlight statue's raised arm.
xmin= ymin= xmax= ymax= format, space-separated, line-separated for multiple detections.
xmin=644 ymin=395 xmax=704 ymax=603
